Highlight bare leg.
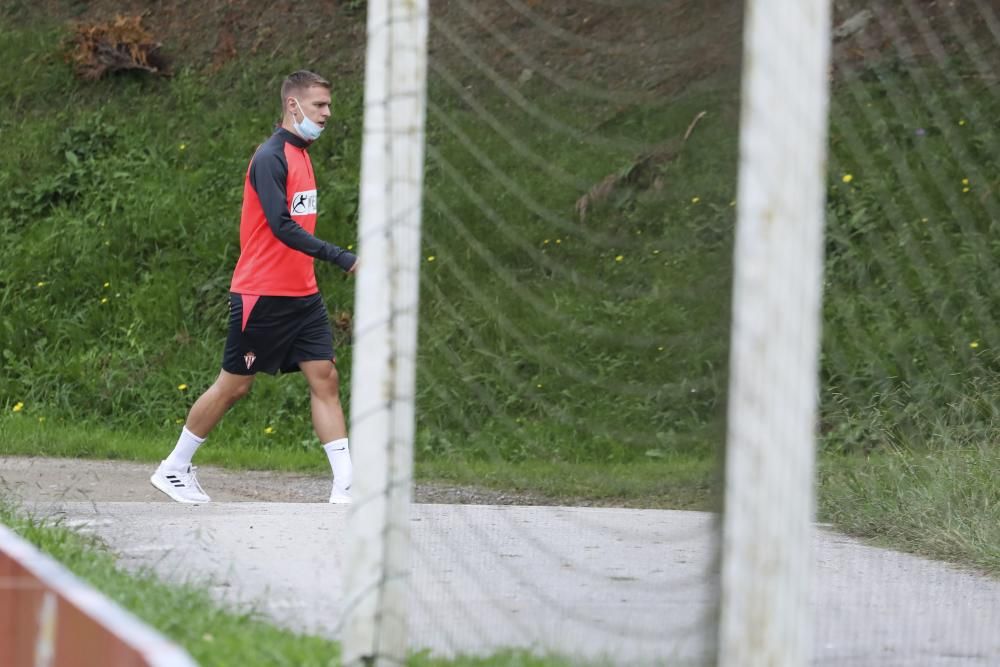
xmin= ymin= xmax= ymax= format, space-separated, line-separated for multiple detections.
xmin=185 ymin=370 xmax=256 ymax=438
xmin=300 ymin=360 xmax=347 ymax=443
xmin=153 ymin=370 xmax=255 ymax=502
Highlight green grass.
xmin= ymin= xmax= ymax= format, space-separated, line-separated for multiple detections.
xmin=417 ymin=456 xmax=719 ymax=510
xmin=0 ymin=414 xmax=719 ymax=511
xmin=0 ymin=19 xmax=735 ymax=466
xmin=0 ymin=410 xmax=331 ymax=472
xmin=819 ymin=444 xmax=1000 ymax=577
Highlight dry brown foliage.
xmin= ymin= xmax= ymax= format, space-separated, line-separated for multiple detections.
xmin=66 ymin=15 xmax=169 ymax=80
xmin=333 ymin=311 xmax=353 ymax=341
xmin=575 ymin=111 xmax=708 ymax=222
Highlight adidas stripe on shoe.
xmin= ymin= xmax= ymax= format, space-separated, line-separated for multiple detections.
xmin=151 ymin=462 xmax=210 ymax=504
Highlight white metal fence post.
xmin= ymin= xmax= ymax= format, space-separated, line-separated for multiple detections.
xmin=719 ymin=1 xmax=834 ymax=665
xmin=342 ymin=0 xmax=430 ymax=664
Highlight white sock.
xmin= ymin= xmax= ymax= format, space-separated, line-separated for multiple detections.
xmin=163 ymin=426 xmax=206 ymax=470
xmin=324 ymin=438 xmax=352 ymax=492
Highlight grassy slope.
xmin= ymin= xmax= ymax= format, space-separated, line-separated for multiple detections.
xmin=0 ymin=22 xmax=735 ymax=465
xmin=1 ymin=1 xmax=998 ymax=582
xmin=820 ymin=445 xmax=1000 ymax=575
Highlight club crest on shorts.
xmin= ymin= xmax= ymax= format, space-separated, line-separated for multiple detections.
xmin=244 ymin=351 xmax=256 ymax=370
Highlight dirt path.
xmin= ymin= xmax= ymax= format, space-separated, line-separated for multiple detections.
xmin=3 ymin=456 xmax=1000 ymax=665
xmin=0 ymin=456 xmax=549 ymax=506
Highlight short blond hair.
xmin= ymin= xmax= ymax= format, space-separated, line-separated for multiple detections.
xmin=280 ymin=70 xmax=331 ymax=107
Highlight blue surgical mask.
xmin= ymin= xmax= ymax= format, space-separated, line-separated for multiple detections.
xmin=292 ymin=98 xmax=324 ymax=141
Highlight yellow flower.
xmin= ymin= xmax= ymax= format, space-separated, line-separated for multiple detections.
xmin=536 ymin=384 xmax=543 ymax=389
xmin=36 ymin=281 xmax=46 ymax=287
xmin=177 ymin=384 xmax=188 ymax=391
xmin=543 ymin=239 xmax=550 ymax=245
xmin=657 ymin=346 xmax=664 ymax=351
xmin=615 ymin=255 xmax=624 ymax=262
xmin=100 ymin=297 xmax=109 ymax=304
xmin=179 ymin=143 xmax=187 ymax=151
xmin=103 ymin=281 xmax=110 ymax=288
xmin=37 ymin=416 xmax=45 ymax=423
xmin=264 ymin=426 xmax=275 ymax=435
xmin=12 ymin=402 xmax=24 ymax=413
xmin=691 ymin=196 xmax=700 ymax=204
xmin=347 ymin=244 xmax=353 ymax=250
xmin=427 ymin=256 xmax=436 ymax=262
xmin=555 ymin=239 xmax=562 ymax=244
xmin=962 ymin=178 xmax=970 ymax=186
xmin=958 ymin=119 xmax=967 ymax=126
xmin=962 ymin=187 xmax=970 ymax=193
xmin=970 ymin=341 xmax=979 ymax=349
xmin=842 ymin=174 xmax=854 ymax=184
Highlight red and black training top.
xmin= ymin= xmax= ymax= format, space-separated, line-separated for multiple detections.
xmin=230 ymin=128 xmax=356 ymax=297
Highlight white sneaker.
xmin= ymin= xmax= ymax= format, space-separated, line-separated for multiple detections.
xmin=329 ymin=485 xmax=352 ymax=504
xmin=151 ymin=462 xmax=210 ymax=504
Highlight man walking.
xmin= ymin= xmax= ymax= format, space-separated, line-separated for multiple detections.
xmin=151 ymin=70 xmax=357 ymax=504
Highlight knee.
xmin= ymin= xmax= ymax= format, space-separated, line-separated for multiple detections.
xmin=231 ymin=382 xmax=253 ymax=401
xmin=220 ymin=379 xmax=253 ymax=404
xmin=311 ymin=364 xmax=341 ymax=397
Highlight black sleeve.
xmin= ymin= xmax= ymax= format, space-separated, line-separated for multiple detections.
xmin=248 ymin=150 xmax=357 ymax=272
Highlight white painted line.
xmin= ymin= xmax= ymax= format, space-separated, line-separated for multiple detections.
xmin=0 ymin=524 xmax=199 ymax=667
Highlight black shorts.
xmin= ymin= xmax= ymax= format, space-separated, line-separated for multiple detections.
xmin=222 ymin=292 xmax=335 ymax=375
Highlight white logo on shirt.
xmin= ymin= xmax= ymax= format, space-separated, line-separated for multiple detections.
xmin=290 ymin=189 xmax=317 ymax=216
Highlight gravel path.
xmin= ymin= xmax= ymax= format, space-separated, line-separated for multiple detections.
xmin=0 ymin=456 xmax=549 ymax=506
xmin=2 ymin=457 xmax=999 ymax=666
